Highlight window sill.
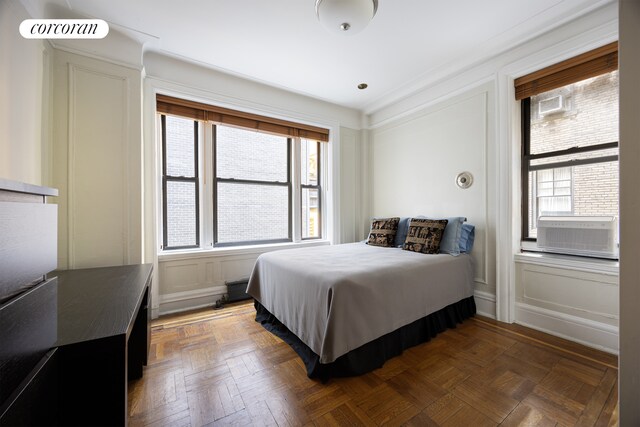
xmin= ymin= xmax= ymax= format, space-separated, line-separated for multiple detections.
xmin=158 ymin=239 xmax=331 ymax=262
xmin=514 ymin=251 xmax=619 ymax=276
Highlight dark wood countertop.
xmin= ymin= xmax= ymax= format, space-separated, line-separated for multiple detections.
xmin=52 ymin=264 xmax=153 ymax=346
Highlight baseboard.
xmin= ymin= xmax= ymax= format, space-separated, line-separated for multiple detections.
xmin=515 ymin=302 xmax=618 ymax=354
xmin=474 ymin=290 xmax=496 ymax=319
xmin=158 ymin=285 xmax=227 ymax=316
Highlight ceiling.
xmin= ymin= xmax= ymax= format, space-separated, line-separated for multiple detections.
xmin=21 ymin=0 xmax=613 ymax=113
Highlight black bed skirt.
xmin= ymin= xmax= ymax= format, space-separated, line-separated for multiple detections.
xmin=254 ymin=296 xmax=476 ymax=381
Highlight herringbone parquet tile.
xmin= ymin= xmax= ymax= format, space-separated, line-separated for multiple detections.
xmin=128 ymin=302 xmax=618 ymax=426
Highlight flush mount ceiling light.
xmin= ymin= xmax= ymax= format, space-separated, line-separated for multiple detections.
xmin=315 ymin=0 xmax=379 ymax=35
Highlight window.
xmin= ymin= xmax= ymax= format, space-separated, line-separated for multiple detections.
xmin=534 ymin=167 xmax=572 ymax=217
xmin=161 ymin=115 xmax=199 ymax=249
xmin=214 ymin=125 xmax=291 ymax=246
xmin=518 ymin=43 xmax=619 ymax=241
xmin=301 ymin=139 xmax=321 ymax=239
xmin=158 ymin=95 xmax=329 ymax=250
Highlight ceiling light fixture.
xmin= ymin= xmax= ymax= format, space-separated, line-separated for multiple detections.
xmin=315 ymin=0 xmax=378 ymax=35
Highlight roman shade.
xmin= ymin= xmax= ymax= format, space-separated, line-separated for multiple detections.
xmin=157 ymin=94 xmax=329 ymax=142
xmin=515 ymin=42 xmax=618 ymax=100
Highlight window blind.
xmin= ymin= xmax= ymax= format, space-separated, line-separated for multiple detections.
xmin=514 ymin=42 xmax=618 ymax=100
xmin=156 ymin=94 xmax=329 ymax=142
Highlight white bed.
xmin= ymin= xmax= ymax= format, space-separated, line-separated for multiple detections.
xmin=247 ymin=242 xmax=475 ymax=370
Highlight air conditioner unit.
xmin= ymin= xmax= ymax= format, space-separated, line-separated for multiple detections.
xmin=539 ymin=95 xmax=564 ymax=116
xmin=536 ymin=216 xmax=618 ymax=259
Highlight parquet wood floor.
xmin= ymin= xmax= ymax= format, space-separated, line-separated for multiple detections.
xmin=128 ymin=301 xmax=618 ymax=426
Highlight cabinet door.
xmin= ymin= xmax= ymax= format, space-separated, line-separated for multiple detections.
xmin=0 ymin=349 xmax=58 ymax=426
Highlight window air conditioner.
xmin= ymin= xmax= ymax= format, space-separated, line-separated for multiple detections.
xmin=538 ymin=95 xmax=564 ymax=116
xmin=536 ymin=216 xmax=618 ymax=259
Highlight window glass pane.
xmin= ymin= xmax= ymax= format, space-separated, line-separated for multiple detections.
xmin=527 ymin=161 xmax=618 ymax=238
xmin=216 ymin=183 xmax=289 ymax=243
xmin=165 ymin=116 xmax=196 ymax=177
xmin=302 ymin=188 xmax=320 ymax=239
xmin=166 ymin=181 xmax=197 ymax=247
xmin=216 ymin=125 xmax=288 ymax=182
xmin=301 ymin=139 xmax=318 ymax=185
xmin=529 ymin=70 xmax=618 ymax=155
xmin=537 ymin=169 xmax=553 ymax=182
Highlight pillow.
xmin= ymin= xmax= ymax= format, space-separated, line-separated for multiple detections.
xmin=459 ymin=223 xmax=475 ymax=253
xmin=439 ymin=217 xmax=467 ymax=256
xmin=366 ymin=217 xmax=400 ymax=247
xmin=402 ymin=218 xmax=448 ymax=254
xmin=393 ymin=217 xmax=411 ymax=247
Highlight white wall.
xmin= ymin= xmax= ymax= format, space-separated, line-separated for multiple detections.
xmin=142 ymin=52 xmax=364 ymax=315
xmin=369 ymin=85 xmax=497 ymax=317
xmin=514 ymin=257 xmax=618 ymax=352
xmin=0 ymin=1 xmax=50 ymax=185
xmin=51 ymin=50 xmax=143 ymax=269
xmin=366 ymin=3 xmax=619 ymax=342
xmin=618 ymin=0 xmax=640 ymax=422
xmin=339 ymin=126 xmax=364 ymax=244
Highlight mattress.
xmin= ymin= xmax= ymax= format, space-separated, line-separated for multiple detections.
xmin=247 ymin=242 xmax=475 ymax=364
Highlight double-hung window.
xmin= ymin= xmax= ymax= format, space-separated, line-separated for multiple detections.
xmin=301 ymin=139 xmax=321 ymax=239
xmin=214 ymin=125 xmax=291 ymax=246
xmin=161 ymin=115 xmax=199 ymax=249
xmin=517 ymin=43 xmax=619 ymax=245
xmin=158 ymin=95 xmax=328 ymax=250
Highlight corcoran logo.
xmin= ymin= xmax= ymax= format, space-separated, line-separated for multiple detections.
xmin=20 ymin=19 xmax=109 ymax=39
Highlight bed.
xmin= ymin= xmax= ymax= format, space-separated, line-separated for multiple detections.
xmin=246 ymin=241 xmax=476 ymax=380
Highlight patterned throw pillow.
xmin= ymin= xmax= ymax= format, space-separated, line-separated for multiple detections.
xmin=403 ymin=218 xmax=448 ymax=254
xmin=366 ymin=217 xmax=400 ymax=247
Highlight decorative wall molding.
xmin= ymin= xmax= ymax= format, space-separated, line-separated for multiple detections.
xmin=515 ymin=302 xmax=618 ymax=354
xmin=55 ymin=49 xmax=143 ymax=270
xmin=158 ymin=285 xmax=228 ymax=316
xmin=494 ymin=11 xmax=617 ymax=323
xmin=371 ymin=88 xmax=494 ymax=289
xmin=51 ymin=43 xmax=144 ymax=72
xmin=474 ymin=290 xmax=497 ymax=319
xmin=67 ymin=63 xmax=131 ymax=268
xmin=157 ymin=243 xmax=332 ymax=314
xmin=514 ymin=252 xmax=619 ymax=276
xmin=517 ymin=262 xmax=618 ymax=327
xmin=143 ymin=54 xmax=362 ymax=130
xmin=366 ymin=3 xmax=617 ymax=127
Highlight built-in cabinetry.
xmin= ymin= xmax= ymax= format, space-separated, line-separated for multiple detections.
xmin=0 ymin=179 xmax=59 ymax=426
xmin=0 ymin=179 xmax=152 ymax=426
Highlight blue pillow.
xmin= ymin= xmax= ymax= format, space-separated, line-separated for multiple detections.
xmin=394 ymin=217 xmax=411 ymax=247
xmin=459 ymin=223 xmax=475 ymax=253
xmin=393 ymin=216 xmax=469 ymax=253
xmin=438 ymin=217 xmax=467 ymax=255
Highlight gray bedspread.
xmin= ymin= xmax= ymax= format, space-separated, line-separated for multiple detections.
xmin=247 ymin=242 xmax=474 ymax=363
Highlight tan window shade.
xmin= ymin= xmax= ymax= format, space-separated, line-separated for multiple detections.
xmin=157 ymin=94 xmax=329 ymax=142
xmin=515 ymin=42 xmax=618 ymax=100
